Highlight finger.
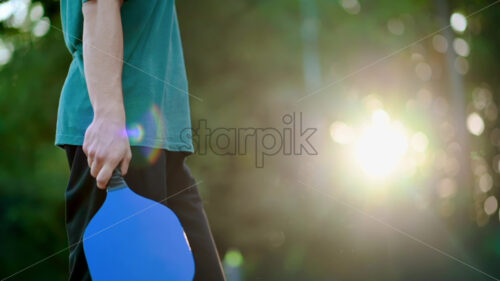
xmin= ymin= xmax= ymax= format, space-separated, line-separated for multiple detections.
xmin=82 ymin=131 xmax=90 ymax=156
xmin=90 ymin=157 xmax=104 ymax=178
xmin=87 ymin=147 xmax=96 ymax=169
xmin=120 ymin=151 xmax=132 ymax=176
xmin=82 ymin=143 xmax=88 ymax=156
xmin=96 ymin=164 xmax=114 ymax=189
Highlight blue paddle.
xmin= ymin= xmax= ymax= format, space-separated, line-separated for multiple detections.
xmin=83 ymin=169 xmax=195 ymax=281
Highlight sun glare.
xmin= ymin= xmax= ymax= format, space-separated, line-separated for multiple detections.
xmin=354 ymin=110 xmax=409 ymax=179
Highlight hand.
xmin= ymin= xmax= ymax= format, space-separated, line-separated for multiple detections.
xmin=83 ymin=112 xmax=132 ymax=189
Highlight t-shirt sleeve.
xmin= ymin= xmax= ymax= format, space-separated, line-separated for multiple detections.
xmin=82 ymin=0 xmax=127 ymax=2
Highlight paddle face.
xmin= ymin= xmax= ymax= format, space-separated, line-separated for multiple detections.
xmin=83 ymin=180 xmax=195 ymax=281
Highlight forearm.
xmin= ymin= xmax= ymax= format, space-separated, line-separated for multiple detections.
xmin=81 ymin=0 xmax=132 ymax=188
xmin=82 ymin=0 xmax=125 ymax=120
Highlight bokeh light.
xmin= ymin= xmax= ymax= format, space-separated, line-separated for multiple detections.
xmin=0 ymin=39 xmax=13 ymax=66
xmin=0 ymin=1 xmax=15 ymax=21
xmin=29 ymin=2 xmax=43 ymax=22
xmin=467 ymin=112 xmax=485 ymax=136
xmin=9 ymin=0 xmax=29 ymax=28
xmin=478 ymin=173 xmax=493 ymax=193
xmin=438 ymin=178 xmax=457 ymax=198
xmin=484 ymin=196 xmax=498 ymax=215
xmin=387 ymin=18 xmax=405 ymax=35
xmin=417 ymin=88 xmax=433 ymax=108
xmin=223 ymin=249 xmax=244 ymax=268
xmin=454 ymin=57 xmax=469 ymax=75
xmin=432 ymin=34 xmax=448 ymax=53
xmin=452 ymin=38 xmax=470 ymax=57
xmin=450 ymin=12 xmax=467 ymax=33
xmin=330 ymin=121 xmax=355 ymax=144
xmin=415 ymin=62 xmax=432 ymax=81
xmin=32 ymin=17 xmax=49 ymax=37
xmin=473 ymin=87 xmax=492 ymax=110
xmin=340 ymin=0 xmax=361 ymax=15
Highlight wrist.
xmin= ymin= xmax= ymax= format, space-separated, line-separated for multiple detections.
xmin=93 ymin=104 xmax=126 ymax=124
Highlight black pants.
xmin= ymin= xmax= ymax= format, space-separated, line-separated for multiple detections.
xmin=63 ymin=145 xmax=226 ymax=281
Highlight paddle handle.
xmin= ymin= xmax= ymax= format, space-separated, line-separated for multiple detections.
xmin=107 ymin=168 xmax=128 ymax=191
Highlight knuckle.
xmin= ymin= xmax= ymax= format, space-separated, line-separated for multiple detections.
xmin=108 ymin=155 xmax=121 ymax=164
xmin=95 ymin=153 xmax=105 ymax=162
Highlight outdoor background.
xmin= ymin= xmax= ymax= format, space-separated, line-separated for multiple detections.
xmin=2 ymin=0 xmax=500 ymax=280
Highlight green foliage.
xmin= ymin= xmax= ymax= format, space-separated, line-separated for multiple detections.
xmin=0 ymin=23 xmax=71 ymax=281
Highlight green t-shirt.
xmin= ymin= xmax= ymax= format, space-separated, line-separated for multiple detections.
xmin=56 ymin=0 xmax=194 ymax=152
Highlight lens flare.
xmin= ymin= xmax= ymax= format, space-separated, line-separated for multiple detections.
xmin=145 ymin=105 xmax=165 ymax=164
xmin=127 ymin=105 xmax=167 ymax=164
xmin=150 ymin=104 xmax=165 ymax=139
xmin=354 ymin=110 xmax=409 ymax=179
xmin=127 ymin=123 xmax=145 ymax=143
xmin=140 ymin=146 xmax=163 ymax=164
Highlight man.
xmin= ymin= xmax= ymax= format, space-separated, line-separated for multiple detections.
xmin=56 ymin=0 xmax=226 ymax=280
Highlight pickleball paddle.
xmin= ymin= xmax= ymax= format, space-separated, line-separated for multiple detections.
xmin=83 ymin=168 xmax=195 ymax=281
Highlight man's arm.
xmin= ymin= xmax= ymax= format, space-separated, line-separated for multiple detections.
xmin=82 ymin=0 xmax=132 ymax=189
